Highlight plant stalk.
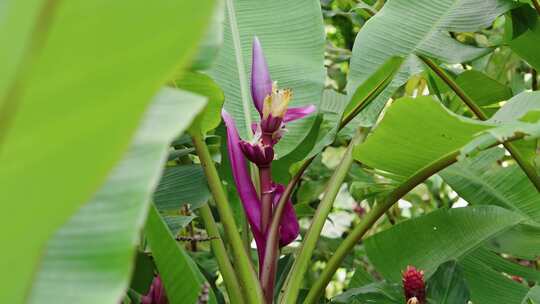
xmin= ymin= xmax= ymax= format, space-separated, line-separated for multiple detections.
xmin=260 ymin=159 xmax=312 ymax=304
xmin=279 ymin=129 xmax=367 ymax=304
xmin=191 ymin=133 xmax=264 ymax=304
xmin=198 ymin=204 xmax=246 ymax=304
xmin=419 ymin=55 xmax=540 ymax=192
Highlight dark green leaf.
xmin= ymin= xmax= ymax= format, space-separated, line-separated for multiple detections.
xmin=427 ymin=261 xmax=470 ymax=304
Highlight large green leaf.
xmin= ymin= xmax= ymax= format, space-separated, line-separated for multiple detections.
xmin=354 ymin=96 xmax=493 ymax=181
xmin=209 ymin=0 xmax=325 ymax=157
xmin=27 ymin=89 xmax=207 ymax=304
xmin=145 ymin=204 xmax=216 ymax=304
xmin=354 ymin=93 xmax=540 ymax=182
xmin=365 ymin=206 xmax=525 ymax=281
xmin=347 ymin=0 xmax=513 ymax=125
xmin=0 ymin=1 xmax=215 ymax=301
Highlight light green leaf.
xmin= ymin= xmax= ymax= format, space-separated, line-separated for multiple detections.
xmin=0 ymin=1 xmax=215 ymax=301
xmin=365 ymin=206 xmax=525 ymax=281
xmin=145 ymin=204 xmax=216 ymax=304
xmin=347 ymin=0 xmax=513 ymax=126
xmin=28 ymin=88 xmax=207 ymax=304
xmin=209 ymin=0 xmax=325 ymax=157
xmin=175 ymin=72 xmax=225 ymax=134
xmin=153 ymin=164 xmax=211 ymax=212
xmin=354 ymin=96 xmax=493 ymax=181
xmin=427 ymin=261 xmax=470 ymax=304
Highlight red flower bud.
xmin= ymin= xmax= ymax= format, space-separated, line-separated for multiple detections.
xmin=402 ymin=266 xmax=426 ymax=304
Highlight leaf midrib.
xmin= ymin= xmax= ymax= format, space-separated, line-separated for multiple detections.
xmin=225 ymin=0 xmax=253 ymax=138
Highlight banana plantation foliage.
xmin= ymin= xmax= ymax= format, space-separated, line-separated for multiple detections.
xmin=4 ymin=0 xmax=540 ymax=303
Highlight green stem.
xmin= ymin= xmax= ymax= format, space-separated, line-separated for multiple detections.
xmin=191 ymin=133 xmax=264 ymax=304
xmin=419 ymin=55 xmax=540 ymax=192
xmin=198 ymin=204 xmax=245 ymax=304
xmin=302 ymin=132 xmax=528 ymax=304
xmin=279 ymin=129 xmax=367 ymax=304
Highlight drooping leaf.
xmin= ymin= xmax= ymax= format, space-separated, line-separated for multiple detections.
xmin=28 ymin=89 xmax=207 ymax=304
xmin=426 ymin=261 xmax=470 ymax=304
xmin=145 ymin=204 xmax=216 ymax=304
xmin=209 ymin=0 xmax=325 ymax=157
xmin=365 ymin=206 xmax=525 ymax=282
xmin=347 ymin=0 xmax=513 ymax=126
xmin=0 ymin=1 xmax=215 ymax=301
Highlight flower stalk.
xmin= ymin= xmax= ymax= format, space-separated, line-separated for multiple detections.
xmin=221 ymin=36 xmax=315 ymax=303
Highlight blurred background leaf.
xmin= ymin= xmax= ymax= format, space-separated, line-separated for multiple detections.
xmin=0 ymin=1 xmax=216 ymax=301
